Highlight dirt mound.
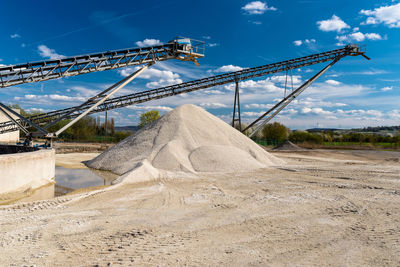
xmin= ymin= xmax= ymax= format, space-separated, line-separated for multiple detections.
xmin=273 ymin=140 xmax=306 ymax=151
xmin=86 ymin=104 xmax=283 ymax=183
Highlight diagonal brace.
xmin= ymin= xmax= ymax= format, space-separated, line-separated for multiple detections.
xmin=52 ymin=62 xmax=154 ymax=137
xmin=244 ymin=58 xmax=341 ymax=138
xmin=0 ymin=102 xmax=48 ymax=135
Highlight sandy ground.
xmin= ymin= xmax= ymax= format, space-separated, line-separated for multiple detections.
xmin=1 ymin=149 xmax=400 ymax=266
xmin=56 ymin=153 xmax=100 ymax=169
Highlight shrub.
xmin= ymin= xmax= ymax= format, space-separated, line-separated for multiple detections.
xmin=289 ymin=131 xmax=323 ymax=144
xmin=139 ymin=110 xmax=160 ymax=128
xmin=261 ymin=122 xmax=289 ymax=141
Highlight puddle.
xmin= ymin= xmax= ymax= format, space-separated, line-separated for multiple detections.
xmin=0 ymin=167 xmax=118 ymax=205
xmin=55 ymin=166 xmax=118 ymax=196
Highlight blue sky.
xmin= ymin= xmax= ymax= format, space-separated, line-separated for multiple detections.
xmin=1 ymin=0 xmax=399 ymax=129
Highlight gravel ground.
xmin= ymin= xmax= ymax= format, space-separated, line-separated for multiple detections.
xmin=1 ymin=149 xmax=400 ymax=266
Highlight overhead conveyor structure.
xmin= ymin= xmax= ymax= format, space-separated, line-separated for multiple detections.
xmin=0 ymin=44 xmax=368 ymax=139
xmin=0 ymin=37 xmax=205 ymax=144
xmin=0 ymin=38 xmax=205 ymax=88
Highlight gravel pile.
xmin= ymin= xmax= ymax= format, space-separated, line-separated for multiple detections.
xmin=86 ymin=104 xmax=283 ymax=183
xmin=273 ymin=140 xmax=306 ymax=151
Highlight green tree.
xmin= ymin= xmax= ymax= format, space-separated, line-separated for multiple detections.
xmin=139 ymin=110 xmax=160 ymax=128
xmin=114 ymin=131 xmax=131 ymax=142
xmin=70 ymin=116 xmax=97 ymax=140
xmin=289 ymin=131 xmax=323 ymax=144
xmin=261 ymin=122 xmax=289 ymax=141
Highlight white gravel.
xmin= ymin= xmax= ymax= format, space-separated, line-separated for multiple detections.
xmin=86 ymin=104 xmax=283 ymax=183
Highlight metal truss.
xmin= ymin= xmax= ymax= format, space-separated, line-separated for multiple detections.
xmin=0 ymin=38 xmax=205 ymax=88
xmin=0 ymin=44 xmax=367 ymax=135
xmin=231 ymin=81 xmax=241 ymax=131
xmin=244 ymin=58 xmax=341 ymax=137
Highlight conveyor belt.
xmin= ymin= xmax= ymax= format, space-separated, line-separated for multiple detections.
xmin=0 ymin=44 xmax=366 ymax=134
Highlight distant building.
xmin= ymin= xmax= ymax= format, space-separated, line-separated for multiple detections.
xmin=0 ymin=109 xmax=20 ymax=144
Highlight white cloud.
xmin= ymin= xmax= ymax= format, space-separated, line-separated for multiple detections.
xmin=360 ymin=3 xmax=400 ymax=28
xmin=250 ymin=21 xmax=262 ymax=25
xmin=215 ymin=65 xmax=244 ymax=72
xmin=364 ymin=33 xmax=383 ymax=40
xmin=119 ymin=65 xmax=183 ymax=89
xmin=10 ymin=33 xmax=21 ymax=39
xmin=388 ymin=109 xmax=400 ymax=119
xmin=16 ymin=94 xmax=85 ymax=102
xmin=71 ymin=86 xmax=100 ymax=97
xmin=335 ymin=32 xmax=383 ymax=45
xmin=241 ymin=1 xmax=277 ymax=15
xmin=244 ymin=103 xmax=274 ymax=109
xmin=294 ymin=97 xmax=347 ymax=108
xmin=224 ymin=78 xmax=282 ymax=93
xmin=293 ymin=40 xmax=302 ymax=46
xmin=207 ymin=43 xmax=219 ymax=47
xmin=126 ymin=105 xmax=173 ymax=112
xmin=301 ymin=107 xmax=333 ymax=116
xmin=293 ymin=39 xmax=316 ymax=46
xmin=145 ymin=78 xmax=183 ymax=88
xmin=120 ymin=67 xmax=180 ymax=80
xmin=37 ymin=45 xmax=65 ymax=60
xmin=140 ymin=68 xmax=180 ymax=80
xmin=381 ymin=86 xmax=393 ymax=91
xmin=306 ymin=82 xmax=370 ymax=98
xmin=317 ymin=15 xmax=350 ymax=32
xmin=50 ymin=94 xmax=85 ymax=101
xmin=242 ymin=111 xmax=265 ymax=117
xmin=199 ymin=103 xmax=228 ymax=109
xmin=202 ymin=36 xmax=211 ymax=40
xmin=270 ymin=74 xmax=302 ymax=85
xmin=325 ymin=79 xmax=341 ymax=85
xmin=337 ymin=109 xmax=383 ymax=118
xmin=135 ymin=39 xmax=162 ymax=47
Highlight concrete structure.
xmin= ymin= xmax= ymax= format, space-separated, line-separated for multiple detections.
xmin=0 ymin=109 xmax=20 ymax=143
xmin=0 ymin=146 xmax=55 ymax=194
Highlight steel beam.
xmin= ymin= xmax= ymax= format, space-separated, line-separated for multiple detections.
xmin=245 ymin=58 xmax=341 ymax=138
xmin=0 ymin=102 xmax=48 ymax=135
xmin=53 ymin=62 xmax=153 ymax=136
xmin=0 ymin=106 xmax=29 ymax=135
xmin=231 ymin=80 xmax=241 ymax=131
xmin=0 ymin=38 xmax=205 ymax=88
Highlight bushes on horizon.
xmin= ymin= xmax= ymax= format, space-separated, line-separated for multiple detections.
xmin=114 ymin=131 xmax=131 ymax=142
xmin=261 ymin=122 xmax=289 ymax=141
xmin=289 ymin=131 xmax=323 ymax=144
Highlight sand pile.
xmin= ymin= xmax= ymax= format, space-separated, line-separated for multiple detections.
xmin=273 ymin=140 xmax=306 ymax=151
xmin=86 ymin=104 xmax=283 ymax=183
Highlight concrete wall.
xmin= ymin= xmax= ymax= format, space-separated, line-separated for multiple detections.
xmin=0 ymin=109 xmax=20 ymax=144
xmin=0 ymin=148 xmax=55 ymax=194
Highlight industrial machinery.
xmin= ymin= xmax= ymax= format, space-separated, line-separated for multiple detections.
xmin=0 ymin=37 xmax=205 ymax=145
xmin=0 ymin=37 xmax=204 ymax=88
xmin=0 ymin=43 xmax=368 ymax=143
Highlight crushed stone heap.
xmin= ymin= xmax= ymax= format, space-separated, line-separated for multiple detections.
xmin=273 ymin=140 xmax=306 ymax=151
xmin=86 ymin=104 xmax=283 ymax=183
